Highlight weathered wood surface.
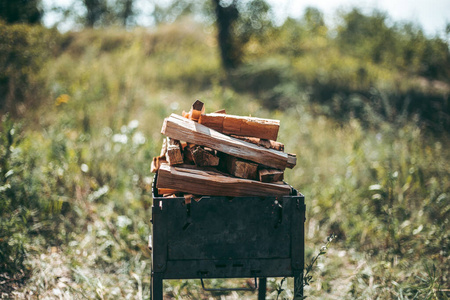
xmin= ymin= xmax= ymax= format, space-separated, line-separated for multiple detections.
xmin=190 ymin=146 xmax=220 ymax=167
xmin=286 ymin=154 xmax=296 ymax=168
xmin=160 ymin=138 xmax=168 ymax=157
xmin=190 ymin=100 xmax=205 ymax=121
xmin=230 ymin=135 xmax=284 ymax=151
xmin=161 ymin=114 xmax=295 ymax=170
xmin=166 ymin=138 xmax=183 ymax=165
xmin=156 ymin=163 xmax=291 ymax=197
xmin=151 ymin=156 xmax=160 ymax=173
xmin=259 ymin=168 xmax=284 ymax=183
xmin=182 ymin=100 xmax=205 ymax=121
xmin=198 ymin=113 xmax=280 ymax=141
xmin=225 ymin=156 xmax=258 ymax=180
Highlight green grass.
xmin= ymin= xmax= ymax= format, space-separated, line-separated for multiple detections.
xmin=1 ymin=19 xmax=449 ymax=299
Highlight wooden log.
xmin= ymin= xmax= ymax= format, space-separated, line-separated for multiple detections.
xmin=183 ymin=143 xmax=195 ymax=164
xmin=182 ymin=100 xmax=205 ymax=121
xmin=151 ymin=156 xmax=160 ymax=173
xmin=230 ymin=135 xmax=284 ymax=151
xmin=158 ymin=188 xmax=179 ymax=195
xmin=160 ymin=138 xmax=168 ymax=157
xmin=150 ymin=138 xmax=169 ymax=173
xmin=198 ymin=113 xmax=280 ymax=141
xmin=197 ymin=113 xmax=223 ymax=132
xmin=213 ymin=109 xmax=226 ymax=114
xmin=184 ymin=194 xmax=193 ymax=204
xmin=182 ymin=110 xmax=190 ymax=119
xmin=287 ymin=153 xmax=296 ymax=169
xmin=151 ymin=156 xmax=167 ymax=173
xmin=163 ymin=194 xmax=177 ymax=198
xmin=156 ymin=163 xmax=291 ymax=197
xmin=180 ymin=141 xmax=188 ymax=150
xmin=259 ymin=168 xmax=284 ymax=183
xmin=161 ymin=114 xmax=295 ymax=170
xmin=225 ymin=156 xmax=258 ymax=180
xmin=190 ymin=100 xmax=205 ymax=121
xmin=166 ymin=138 xmax=183 ymax=165
xmin=190 ymin=146 xmax=220 ymax=167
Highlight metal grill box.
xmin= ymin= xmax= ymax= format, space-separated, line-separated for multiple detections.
xmin=150 ymin=177 xmax=305 ymax=299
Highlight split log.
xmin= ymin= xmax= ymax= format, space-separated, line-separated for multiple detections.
xmin=198 ymin=113 xmax=280 ymax=141
xmin=259 ymin=168 xmax=284 ymax=183
xmin=230 ymin=135 xmax=284 ymax=151
xmin=166 ymin=138 xmax=183 ymax=165
xmin=151 ymin=137 xmax=170 ymax=173
xmin=183 ymin=143 xmax=195 ymax=164
xmin=156 ymin=163 xmax=291 ymax=197
xmin=225 ymin=156 xmax=258 ymax=180
xmin=161 ymin=114 xmax=296 ymax=170
xmin=190 ymin=100 xmax=205 ymax=121
xmin=182 ymin=100 xmax=205 ymax=121
xmin=190 ymin=146 xmax=220 ymax=167
xmin=184 ymin=194 xmax=193 ymax=204
xmin=163 ymin=194 xmax=177 ymax=198
xmin=157 ymin=188 xmax=179 ymax=195
xmin=151 ymin=156 xmax=168 ymax=173
xmin=151 ymin=156 xmax=160 ymax=173
xmin=287 ymin=153 xmax=296 ymax=168
xmin=160 ymin=138 xmax=168 ymax=157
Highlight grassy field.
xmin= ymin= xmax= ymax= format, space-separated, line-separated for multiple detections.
xmin=1 ymin=18 xmax=449 ymax=299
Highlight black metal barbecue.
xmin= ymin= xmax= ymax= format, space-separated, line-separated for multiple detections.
xmin=150 ymin=175 xmax=305 ymax=299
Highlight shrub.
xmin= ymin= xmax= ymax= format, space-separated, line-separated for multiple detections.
xmin=0 ymin=115 xmax=67 ymax=283
xmin=0 ymin=22 xmax=61 ymax=114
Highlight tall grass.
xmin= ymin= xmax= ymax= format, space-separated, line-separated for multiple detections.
xmin=0 ymin=18 xmax=449 ymax=299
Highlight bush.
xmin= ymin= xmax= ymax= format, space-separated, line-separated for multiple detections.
xmin=0 ymin=22 xmax=61 ymax=114
xmin=0 ymin=114 xmax=73 ymax=293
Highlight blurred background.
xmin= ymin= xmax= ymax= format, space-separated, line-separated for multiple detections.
xmin=0 ymin=0 xmax=449 ymax=299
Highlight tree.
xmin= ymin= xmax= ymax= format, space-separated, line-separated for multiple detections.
xmin=336 ymin=8 xmax=395 ymax=63
xmin=302 ymin=7 xmax=326 ymax=35
xmin=118 ymin=0 xmax=134 ymax=27
xmin=0 ymin=0 xmax=42 ymax=24
xmin=212 ymin=0 xmax=272 ymax=70
xmin=212 ymin=0 xmax=240 ymax=69
xmin=83 ymin=0 xmax=107 ymax=27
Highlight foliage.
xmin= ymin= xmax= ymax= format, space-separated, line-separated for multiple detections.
xmin=0 ymin=22 xmax=61 ymax=114
xmin=301 ymin=234 xmax=337 ymax=292
xmin=276 ymin=234 xmax=337 ymax=300
xmin=336 ymin=8 xmax=450 ymax=80
xmin=0 ymin=0 xmax=42 ymax=24
xmin=83 ymin=0 xmax=108 ymax=27
xmin=232 ymin=8 xmax=450 ymax=131
xmin=281 ymin=110 xmax=450 ymax=298
xmin=0 ymin=114 xmax=68 ymax=293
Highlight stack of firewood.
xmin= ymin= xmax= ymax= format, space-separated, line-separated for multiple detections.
xmin=151 ymin=100 xmax=296 ymax=198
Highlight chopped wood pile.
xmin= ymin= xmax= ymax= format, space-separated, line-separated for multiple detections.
xmin=151 ymin=100 xmax=297 ymax=198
